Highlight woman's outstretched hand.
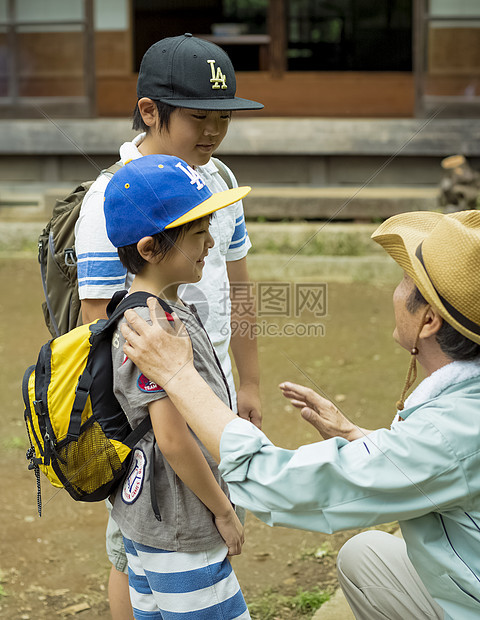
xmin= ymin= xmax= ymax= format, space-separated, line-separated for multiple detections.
xmin=279 ymin=381 xmax=365 ymax=441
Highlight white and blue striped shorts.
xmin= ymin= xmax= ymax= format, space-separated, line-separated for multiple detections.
xmin=123 ymin=537 xmax=250 ymax=619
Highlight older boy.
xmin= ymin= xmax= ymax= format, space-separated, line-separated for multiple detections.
xmin=76 ymin=34 xmax=263 ymax=421
xmin=104 ymin=153 xmax=252 ymax=619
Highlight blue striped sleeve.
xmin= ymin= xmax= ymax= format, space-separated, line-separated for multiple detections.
xmin=77 ymin=251 xmax=127 ymax=289
xmin=228 ymin=215 xmax=248 ymax=251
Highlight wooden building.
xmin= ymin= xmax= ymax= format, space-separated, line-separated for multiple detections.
xmin=1 ymin=0 xmax=480 ymax=119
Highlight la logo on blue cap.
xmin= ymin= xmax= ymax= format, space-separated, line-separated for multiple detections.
xmin=175 ymin=161 xmax=205 ymax=190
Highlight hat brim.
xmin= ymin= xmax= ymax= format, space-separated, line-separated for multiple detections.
xmin=372 ymin=211 xmax=480 ymax=345
xmin=165 ymin=185 xmax=251 ymax=229
xmin=157 ymin=96 xmax=264 ymax=111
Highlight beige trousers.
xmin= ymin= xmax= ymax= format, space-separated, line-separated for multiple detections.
xmin=337 ymin=530 xmax=445 ymax=619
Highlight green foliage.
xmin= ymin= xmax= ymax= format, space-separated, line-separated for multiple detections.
xmin=248 ymin=586 xmax=331 ymax=618
xmin=2 ymin=435 xmax=25 ymax=451
xmin=248 ymin=590 xmax=283 ymax=620
xmin=291 ymin=587 xmax=331 ymax=613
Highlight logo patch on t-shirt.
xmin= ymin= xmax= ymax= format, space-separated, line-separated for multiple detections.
xmin=137 ymin=373 xmax=164 ymax=393
xmin=122 ymin=448 xmax=146 ymax=504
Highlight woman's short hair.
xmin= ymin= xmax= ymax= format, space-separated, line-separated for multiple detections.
xmin=132 ymin=100 xmax=176 ymax=133
xmin=407 ymin=285 xmax=480 ymax=361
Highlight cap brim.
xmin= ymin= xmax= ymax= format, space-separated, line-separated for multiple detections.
xmin=372 ymin=211 xmax=480 ymax=345
xmin=165 ymin=186 xmax=251 ymax=228
xmin=158 ymin=96 xmax=264 ymax=111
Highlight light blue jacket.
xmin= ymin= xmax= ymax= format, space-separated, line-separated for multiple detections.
xmin=219 ymin=363 xmax=480 ymax=619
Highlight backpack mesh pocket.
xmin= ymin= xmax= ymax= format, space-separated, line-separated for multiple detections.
xmin=53 ymin=419 xmax=128 ymax=501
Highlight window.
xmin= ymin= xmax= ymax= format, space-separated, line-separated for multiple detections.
xmin=287 ymin=0 xmax=412 ymax=71
xmin=414 ymin=0 xmax=480 ymax=117
xmin=133 ymin=0 xmax=269 ymax=72
xmin=0 ymin=0 xmax=95 ymax=118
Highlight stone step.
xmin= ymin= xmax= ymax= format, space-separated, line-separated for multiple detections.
xmin=243 ymin=186 xmax=439 ymax=221
xmin=0 ymin=183 xmax=72 ymax=221
xmin=0 ymin=183 xmax=440 ymax=223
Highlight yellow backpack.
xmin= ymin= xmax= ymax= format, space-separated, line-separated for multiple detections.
xmin=22 ymin=291 xmax=171 ymax=515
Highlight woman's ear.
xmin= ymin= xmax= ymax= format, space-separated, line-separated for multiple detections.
xmin=137 ymin=236 xmax=158 ymax=262
xmin=137 ymin=98 xmax=158 ymax=128
xmin=419 ymin=306 xmax=443 ymax=340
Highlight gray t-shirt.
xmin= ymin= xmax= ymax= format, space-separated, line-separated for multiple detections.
xmin=111 ymin=299 xmax=232 ymax=551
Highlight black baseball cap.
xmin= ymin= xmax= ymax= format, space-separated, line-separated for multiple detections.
xmin=136 ymin=33 xmax=264 ymax=111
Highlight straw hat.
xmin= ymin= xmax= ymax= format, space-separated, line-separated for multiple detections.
xmin=372 ymin=210 xmax=480 ymax=346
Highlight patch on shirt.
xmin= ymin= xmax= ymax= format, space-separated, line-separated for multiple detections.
xmin=137 ymin=373 xmax=164 ymax=393
xmin=122 ymin=448 xmax=146 ymax=505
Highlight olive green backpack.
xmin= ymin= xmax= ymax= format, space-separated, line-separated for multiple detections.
xmin=38 ymin=163 xmax=121 ymax=337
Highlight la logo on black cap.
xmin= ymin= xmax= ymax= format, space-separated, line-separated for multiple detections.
xmin=207 ymin=59 xmax=227 ymax=90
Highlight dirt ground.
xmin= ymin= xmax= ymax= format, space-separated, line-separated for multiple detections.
xmin=0 ymin=256 xmax=404 ymax=619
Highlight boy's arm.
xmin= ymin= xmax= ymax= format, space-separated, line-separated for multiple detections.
xmin=148 ymin=396 xmax=244 ymax=556
xmin=76 ymin=182 xmax=127 ymax=324
xmin=227 ymin=256 xmax=262 ymax=429
xmin=81 ymin=298 xmax=109 ymax=323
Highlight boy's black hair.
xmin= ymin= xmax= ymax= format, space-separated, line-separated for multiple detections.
xmin=407 ymin=285 xmax=480 ymax=361
xmin=132 ymin=100 xmax=176 ymax=133
xmin=117 ymin=215 xmax=211 ymax=275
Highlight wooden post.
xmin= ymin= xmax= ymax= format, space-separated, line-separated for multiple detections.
xmin=268 ymin=0 xmax=287 ymax=77
xmin=84 ymin=0 xmax=96 ymax=117
xmin=413 ymin=0 xmax=426 ymax=118
xmin=6 ymin=0 xmax=18 ymax=105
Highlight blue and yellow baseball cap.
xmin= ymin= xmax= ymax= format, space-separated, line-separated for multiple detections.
xmin=104 ymin=154 xmax=251 ymax=248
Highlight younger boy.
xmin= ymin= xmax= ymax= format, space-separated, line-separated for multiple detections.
xmin=104 ymin=153 xmax=252 ymax=619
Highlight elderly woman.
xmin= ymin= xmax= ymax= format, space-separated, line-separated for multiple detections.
xmin=120 ymin=211 xmax=480 ymax=620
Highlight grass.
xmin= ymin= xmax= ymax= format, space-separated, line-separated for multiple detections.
xmin=0 ymin=221 xmax=40 ymax=255
xmin=0 ymin=570 xmax=7 ymax=599
xmin=1 ymin=435 xmax=26 ymax=452
xmin=248 ymin=587 xmax=331 ymax=619
xmin=249 ymin=232 xmax=372 ymax=257
xmin=291 ymin=588 xmax=331 ymax=613
xmin=247 ymin=223 xmax=380 ymax=257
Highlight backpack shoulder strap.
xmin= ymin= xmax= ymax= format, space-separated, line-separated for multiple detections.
xmin=211 ymin=157 xmax=233 ymax=190
xmin=102 ymin=161 xmax=122 ymax=177
xmin=100 ymin=291 xmax=174 ymax=336
xmin=69 ymin=291 xmax=173 ymax=439
xmin=107 ymin=291 xmax=174 ymax=324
